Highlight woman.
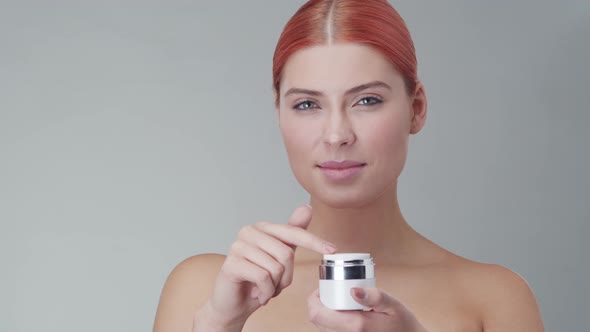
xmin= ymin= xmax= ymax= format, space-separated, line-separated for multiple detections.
xmin=153 ymin=0 xmax=544 ymax=331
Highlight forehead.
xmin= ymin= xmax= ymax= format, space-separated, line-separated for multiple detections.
xmin=280 ymin=43 xmax=403 ymax=94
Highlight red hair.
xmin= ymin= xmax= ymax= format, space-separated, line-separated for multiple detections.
xmin=272 ymin=0 xmax=418 ymax=106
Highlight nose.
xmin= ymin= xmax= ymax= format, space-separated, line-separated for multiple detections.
xmin=323 ymin=109 xmax=356 ymax=148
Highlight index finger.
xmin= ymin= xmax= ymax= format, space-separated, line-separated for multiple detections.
xmin=254 ymin=221 xmax=336 ymax=255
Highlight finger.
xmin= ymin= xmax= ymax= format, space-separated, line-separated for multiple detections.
xmin=237 ymin=225 xmax=297 ymax=294
xmin=255 ymin=221 xmax=336 ymax=255
xmin=222 ymin=256 xmax=276 ymax=305
xmin=287 ymin=205 xmax=313 ymax=229
xmin=230 ymin=241 xmax=284 ymax=294
xmin=351 ymin=287 xmax=403 ymax=315
xmin=240 ymin=228 xmax=295 ymax=295
xmin=307 ymin=289 xmax=365 ymax=330
xmin=246 ymin=222 xmax=334 ymax=295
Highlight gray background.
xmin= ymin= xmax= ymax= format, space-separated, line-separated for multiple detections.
xmin=1 ymin=0 xmax=588 ymax=331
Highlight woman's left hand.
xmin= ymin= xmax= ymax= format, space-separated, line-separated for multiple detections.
xmin=307 ymin=287 xmax=429 ymax=332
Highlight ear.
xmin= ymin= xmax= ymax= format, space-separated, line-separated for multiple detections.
xmin=409 ymin=80 xmax=427 ymax=134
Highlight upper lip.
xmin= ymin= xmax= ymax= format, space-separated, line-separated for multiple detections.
xmin=318 ymin=160 xmax=366 ymax=169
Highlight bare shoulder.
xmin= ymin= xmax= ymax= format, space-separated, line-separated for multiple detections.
xmin=153 ymin=253 xmax=226 ymax=332
xmin=449 ymin=256 xmax=544 ymax=332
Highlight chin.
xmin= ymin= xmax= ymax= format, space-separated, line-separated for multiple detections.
xmin=301 ymin=176 xmax=399 ymax=210
xmin=321 ymin=198 xmax=371 ymax=210
xmin=293 ymin=166 xmax=397 ymax=209
xmin=307 ymin=186 xmax=378 ymax=209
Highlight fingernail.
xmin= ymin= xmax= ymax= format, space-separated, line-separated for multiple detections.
xmin=322 ymin=242 xmax=337 ymax=253
xmin=305 ymin=204 xmax=312 ymax=209
xmin=352 ymin=288 xmax=366 ymax=299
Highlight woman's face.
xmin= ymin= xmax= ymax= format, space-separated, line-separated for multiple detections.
xmin=277 ymin=42 xmax=424 ymax=208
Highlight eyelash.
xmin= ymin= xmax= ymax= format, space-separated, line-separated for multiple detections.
xmin=292 ymin=96 xmax=383 ymax=111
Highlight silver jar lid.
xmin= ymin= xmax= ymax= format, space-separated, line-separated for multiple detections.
xmin=319 ymin=253 xmax=375 ymax=280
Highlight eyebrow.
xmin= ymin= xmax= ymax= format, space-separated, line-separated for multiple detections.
xmin=283 ymin=81 xmax=392 ymax=98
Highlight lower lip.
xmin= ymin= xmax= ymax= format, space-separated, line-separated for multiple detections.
xmin=318 ymin=165 xmax=365 ymax=181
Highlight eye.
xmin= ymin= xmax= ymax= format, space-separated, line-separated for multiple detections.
xmin=355 ymin=96 xmax=383 ymax=106
xmin=293 ymin=100 xmax=319 ymax=111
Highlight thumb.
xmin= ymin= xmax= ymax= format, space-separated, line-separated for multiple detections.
xmin=351 ymin=287 xmax=403 ymax=315
xmin=287 ymin=204 xmax=313 ymax=229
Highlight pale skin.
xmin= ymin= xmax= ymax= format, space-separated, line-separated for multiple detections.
xmin=153 ymin=43 xmax=545 ymax=331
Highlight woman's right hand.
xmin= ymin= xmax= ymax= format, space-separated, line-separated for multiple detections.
xmin=193 ymin=205 xmax=337 ymax=331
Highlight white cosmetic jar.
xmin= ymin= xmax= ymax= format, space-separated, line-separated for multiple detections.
xmin=318 ymin=253 xmax=375 ymax=310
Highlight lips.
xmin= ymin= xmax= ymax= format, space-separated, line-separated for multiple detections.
xmin=318 ymin=160 xmax=366 ymax=169
xmin=317 ymin=160 xmax=366 ymax=181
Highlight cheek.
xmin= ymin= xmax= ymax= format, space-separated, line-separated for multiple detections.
xmin=365 ymin=112 xmax=410 ymax=174
xmin=280 ymin=118 xmax=316 ymax=167
xmin=369 ymin=119 xmax=408 ymax=151
xmin=280 ymin=119 xmax=320 ymax=191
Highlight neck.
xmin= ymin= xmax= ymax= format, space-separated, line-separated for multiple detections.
xmin=295 ymin=183 xmax=425 ymax=266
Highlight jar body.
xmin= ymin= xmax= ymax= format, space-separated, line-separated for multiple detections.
xmin=318 ymin=253 xmax=375 ymax=311
xmin=319 ymin=278 xmax=375 ymax=310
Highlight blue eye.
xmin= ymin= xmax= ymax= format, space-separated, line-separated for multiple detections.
xmin=293 ymin=100 xmax=318 ymax=111
xmin=356 ymin=96 xmax=382 ymax=106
